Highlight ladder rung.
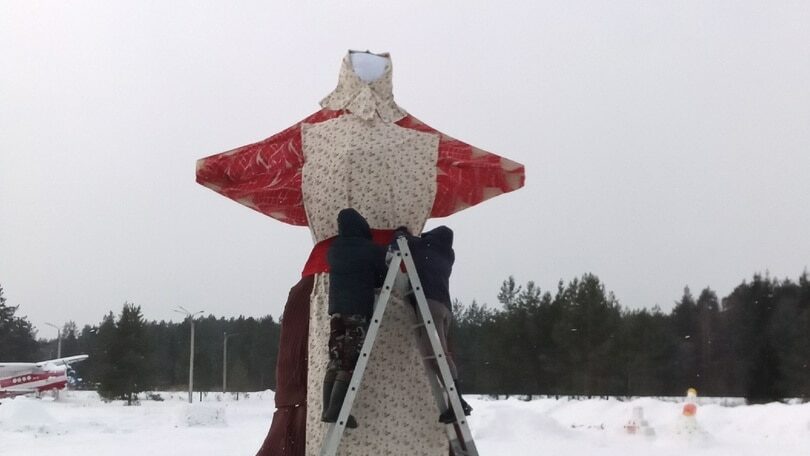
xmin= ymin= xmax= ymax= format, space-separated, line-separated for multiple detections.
xmin=422 ymin=353 xmax=446 ymax=360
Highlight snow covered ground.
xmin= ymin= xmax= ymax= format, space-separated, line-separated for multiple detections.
xmin=1 ymin=391 xmax=809 ymax=455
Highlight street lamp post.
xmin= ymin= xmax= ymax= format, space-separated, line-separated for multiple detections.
xmin=222 ymin=332 xmax=240 ymax=393
xmin=44 ymin=322 xmax=62 ymax=358
xmin=174 ymin=306 xmax=204 ymax=404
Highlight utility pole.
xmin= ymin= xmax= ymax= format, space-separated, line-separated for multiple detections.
xmin=222 ymin=332 xmax=240 ymax=393
xmin=174 ymin=307 xmax=204 ymax=404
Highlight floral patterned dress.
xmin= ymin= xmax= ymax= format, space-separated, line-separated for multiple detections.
xmin=196 ymin=51 xmax=525 ymax=455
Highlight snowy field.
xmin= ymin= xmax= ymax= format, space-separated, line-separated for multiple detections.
xmin=1 ymin=391 xmax=809 ymax=455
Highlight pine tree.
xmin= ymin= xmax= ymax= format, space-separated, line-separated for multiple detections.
xmin=74 ymin=323 xmax=100 ymax=388
xmin=0 ymin=284 xmax=38 ymax=361
xmin=497 ymin=276 xmax=521 ymax=310
xmin=98 ymin=303 xmax=152 ymax=404
xmin=229 ymin=358 xmax=251 ymax=393
xmin=552 ymin=274 xmax=622 ymax=395
xmin=695 ymin=288 xmax=720 ymax=394
xmin=723 ymin=274 xmax=784 ymax=402
xmin=799 ymin=270 xmax=810 ymax=397
xmin=619 ymin=307 xmax=676 ymax=395
xmin=670 ymin=287 xmax=699 ymax=392
xmin=61 ymin=321 xmax=80 ymax=356
xmin=95 ymin=312 xmax=118 ymax=399
xmin=145 ymin=320 xmax=177 ymax=389
xmin=452 ymin=299 xmax=495 ymax=393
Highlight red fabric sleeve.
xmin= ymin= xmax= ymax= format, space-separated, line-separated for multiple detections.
xmin=195 ymin=109 xmax=343 ymax=226
xmin=396 ymin=115 xmax=525 ymax=218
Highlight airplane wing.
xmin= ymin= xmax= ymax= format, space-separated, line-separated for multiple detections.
xmin=36 ymin=354 xmax=89 ymax=367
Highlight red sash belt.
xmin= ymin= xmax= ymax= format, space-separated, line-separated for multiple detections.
xmin=301 ymin=229 xmax=396 ymax=276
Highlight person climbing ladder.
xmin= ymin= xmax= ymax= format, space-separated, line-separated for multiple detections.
xmin=322 ymin=208 xmax=388 ymax=428
xmin=396 ymin=225 xmax=473 ymax=423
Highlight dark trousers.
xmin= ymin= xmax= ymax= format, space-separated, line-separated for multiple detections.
xmin=414 ymin=299 xmax=459 ymax=381
xmin=325 ymin=313 xmax=369 ymax=382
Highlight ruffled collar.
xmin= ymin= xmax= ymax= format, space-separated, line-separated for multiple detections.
xmin=320 ymin=51 xmax=407 ymax=122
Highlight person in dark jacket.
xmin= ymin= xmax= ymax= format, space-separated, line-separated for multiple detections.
xmin=395 ymin=225 xmax=473 ymax=424
xmin=322 ymin=208 xmax=388 ymax=428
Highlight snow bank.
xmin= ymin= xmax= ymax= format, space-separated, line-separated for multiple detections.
xmin=175 ymin=403 xmax=227 ymax=427
xmin=0 ymin=397 xmax=63 ymax=435
xmin=1 ymin=392 xmax=809 ymax=455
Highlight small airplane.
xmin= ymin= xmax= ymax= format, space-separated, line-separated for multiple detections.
xmin=0 ymin=354 xmax=88 ymax=399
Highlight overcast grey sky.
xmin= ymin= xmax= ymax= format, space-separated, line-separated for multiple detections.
xmin=1 ymin=1 xmax=809 ymax=336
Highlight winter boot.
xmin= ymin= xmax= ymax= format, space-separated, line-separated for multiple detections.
xmin=321 ymin=378 xmax=335 ymax=421
xmin=322 ymin=379 xmax=358 ymax=428
xmin=438 ymin=380 xmax=473 ymax=424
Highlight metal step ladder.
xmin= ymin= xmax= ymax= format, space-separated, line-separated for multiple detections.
xmin=319 ymin=235 xmax=479 ymax=456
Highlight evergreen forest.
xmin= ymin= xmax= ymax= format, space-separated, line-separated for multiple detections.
xmin=2 ymin=271 xmax=808 ymax=403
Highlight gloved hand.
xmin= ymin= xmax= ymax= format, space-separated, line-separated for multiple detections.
xmin=393 ymin=226 xmax=410 ymax=237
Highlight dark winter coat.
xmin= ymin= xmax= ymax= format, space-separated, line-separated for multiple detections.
xmin=327 ymin=209 xmax=388 ymax=318
xmin=398 ymin=226 xmax=455 ymax=310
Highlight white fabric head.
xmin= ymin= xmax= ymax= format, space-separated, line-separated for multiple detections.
xmin=350 ymin=52 xmax=389 ymax=82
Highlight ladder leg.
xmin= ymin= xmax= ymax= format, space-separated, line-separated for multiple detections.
xmin=423 ymin=369 xmax=471 ymax=455
xmin=396 ymin=237 xmax=479 ymax=456
xmin=319 ymin=253 xmax=403 ymax=456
